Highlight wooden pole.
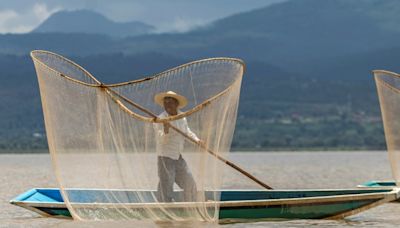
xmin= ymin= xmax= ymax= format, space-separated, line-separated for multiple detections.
xmin=105 ymin=87 xmax=273 ymax=190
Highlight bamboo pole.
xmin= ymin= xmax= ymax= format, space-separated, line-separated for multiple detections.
xmin=105 ymin=87 xmax=273 ymax=190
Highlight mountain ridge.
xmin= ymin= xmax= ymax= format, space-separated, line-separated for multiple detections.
xmin=32 ymin=9 xmax=155 ymax=37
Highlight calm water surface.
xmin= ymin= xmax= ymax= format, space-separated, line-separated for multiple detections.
xmin=1 ymin=151 xmax=400 ymax=227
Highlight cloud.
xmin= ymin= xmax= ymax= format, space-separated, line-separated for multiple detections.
xmin=0 ymin=2 xmax=61 ymax=34
xmin=33 ymin=2 xmax=60 ymax=22
xmin=0 ymin=9 xmax=19 ymax=33
xmin=162 ymin=17 xmax=207 ymax=33
xmin=0 ymin=9 xmax=18 ymax=22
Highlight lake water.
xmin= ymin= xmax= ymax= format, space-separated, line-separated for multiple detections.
xmin=1 ymin=151 xmax=400 ymax=227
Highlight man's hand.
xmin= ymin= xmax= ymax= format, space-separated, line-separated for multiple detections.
xmin=163 ymin=123 xmax=170 ymax=134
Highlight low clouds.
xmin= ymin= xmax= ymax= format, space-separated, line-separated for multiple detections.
xmin=0 ymin=9 xmax=21 ymax=33
xmin=165 ymin=17 xmax=207 ymax=33
xmin=33 ymin=2 xmax=61 ymax=22
xmin=0 ymin=3 xmax=60 ymax=33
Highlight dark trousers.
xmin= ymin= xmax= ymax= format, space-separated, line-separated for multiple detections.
xmin=157 ymin=155 xmax=197 ymax=202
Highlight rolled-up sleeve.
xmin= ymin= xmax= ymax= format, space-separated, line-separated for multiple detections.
xmin=183 ymin=118 xmax=200 ymax=142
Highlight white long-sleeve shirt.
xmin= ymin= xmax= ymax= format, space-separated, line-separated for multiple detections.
xmin=154 ymin=111 xmax=200 ymax=160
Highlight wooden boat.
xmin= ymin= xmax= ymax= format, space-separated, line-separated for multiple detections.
xmin=10 ymin=188 xmax=400 ymax=222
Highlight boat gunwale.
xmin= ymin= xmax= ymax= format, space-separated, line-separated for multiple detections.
xmin=10 ymin=187 xmax=396 ymax=194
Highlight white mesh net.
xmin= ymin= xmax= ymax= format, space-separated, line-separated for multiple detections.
xmin=31 ymin=50 xmax=245 ymax=221
xmin=374 ymin=70 xmax=400 ymax=185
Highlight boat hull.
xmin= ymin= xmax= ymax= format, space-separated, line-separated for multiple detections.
xmin=10 ymin=188 xmax=400 ymax=221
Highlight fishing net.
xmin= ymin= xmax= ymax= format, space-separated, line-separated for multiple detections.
xmin=374 ymin=70 xmax=400 ymax=185
xmin=31 ymin=50 xmax=244 ymax=221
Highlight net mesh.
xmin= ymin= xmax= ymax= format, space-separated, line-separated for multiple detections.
xmin=374 ymin=70 xmax=400 ymax=185
xmin=31 ymin=50 xmax=245 ymax=221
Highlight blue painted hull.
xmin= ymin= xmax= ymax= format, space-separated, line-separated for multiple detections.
xmin=359 ymin=180 xmax=396 ymax=188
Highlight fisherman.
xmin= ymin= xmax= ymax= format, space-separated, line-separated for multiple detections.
xmin=154 ymin=91 xmax=203 ymax=202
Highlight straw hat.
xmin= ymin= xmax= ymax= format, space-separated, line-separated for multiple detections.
xmin=154 ymin=91 xmax=188 ymax=108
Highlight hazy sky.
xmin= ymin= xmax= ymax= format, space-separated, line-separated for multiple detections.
xmin=0 ymin=0 xmax=286 ymax=33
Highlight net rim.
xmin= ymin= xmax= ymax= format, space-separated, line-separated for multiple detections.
xmin=31 ymin=50 xmax=102 ymax=87
xmin=31 ymin=50 xmax=246 ymax=123
xmin=373 ymin=70 xmax=400 ymax=94
xmin=373 ymin=69 xmax=400 ymax=79
xmin=31 ymin=50 xmax=246 ymax=87
xmin=106 ymin=58 xmax=246 ymax=87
